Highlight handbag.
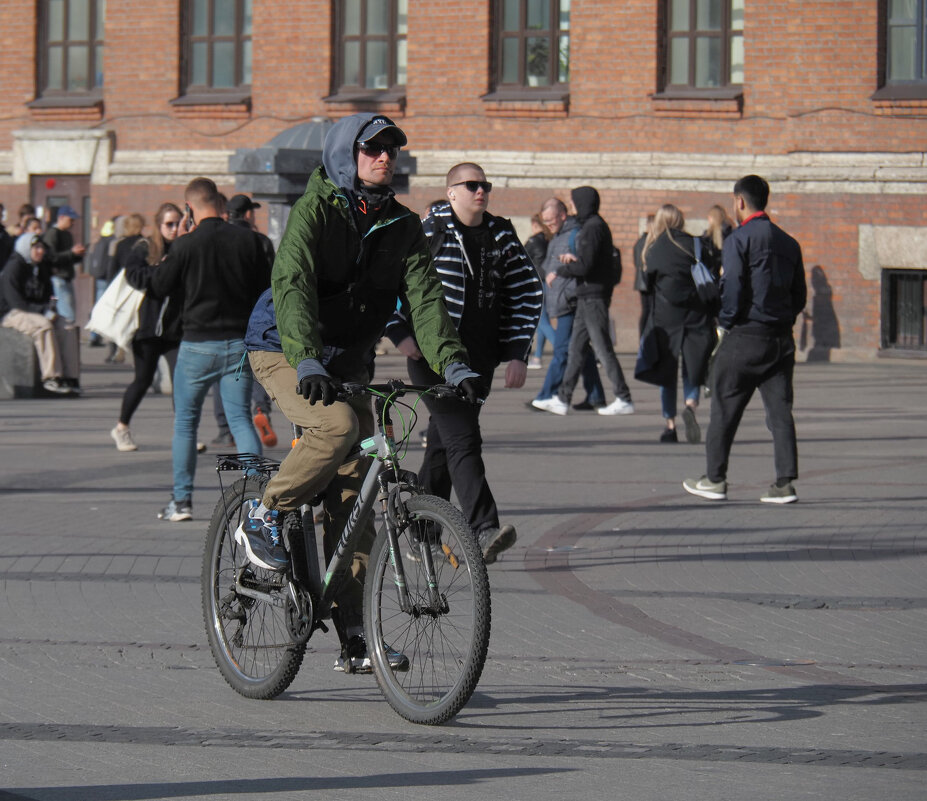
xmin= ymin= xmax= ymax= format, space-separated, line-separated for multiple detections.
xmin=86 ymin=268 xmax=146 ymax=349
xmin=691 ymin=237 xmax=720 ymax=309
xmin=634 ymin=309 xmax=676 ymax=387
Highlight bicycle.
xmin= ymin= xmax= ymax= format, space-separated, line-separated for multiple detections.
xmin=201 ymin=380 xmax=491 ymax=725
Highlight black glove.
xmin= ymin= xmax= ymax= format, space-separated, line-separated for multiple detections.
xmin=458 ymin=377 xmax=484 ymax=405
xmin=298 ymin=374 xmax=337 ymax=406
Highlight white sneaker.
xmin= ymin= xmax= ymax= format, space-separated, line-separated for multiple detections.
xmin=531 ymin=396 xmax=570 ymax=416
xmin=597 ymin=397 xmax=635 ymax=415
xmin=110 ymin=426 xmax=138 ymax=452
xmin=527 ymin=356 xmax=543 ymax=370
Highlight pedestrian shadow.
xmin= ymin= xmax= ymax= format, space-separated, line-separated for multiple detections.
xmin=0 ymin=767 xmax=571 ymax=801
xmin=800 ymin=265 xmax=841 ymax=362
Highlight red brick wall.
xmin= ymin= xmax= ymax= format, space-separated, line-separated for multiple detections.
xmin=1 ymin=1 xmax=925 ymax=359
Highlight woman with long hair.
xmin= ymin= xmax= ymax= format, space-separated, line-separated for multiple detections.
xmin=642 ymin=204 xmax=717 ymax=444
xmin=110 ymin=202 xmax=184 ymax=452
xmin=700 ymin=204 xmax=734 ymax=276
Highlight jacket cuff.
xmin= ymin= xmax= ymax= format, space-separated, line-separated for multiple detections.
xmin=296 ymin=358 xmax=331 ymax=383
xmin=443 ymin=362 xmax=480 ymax=386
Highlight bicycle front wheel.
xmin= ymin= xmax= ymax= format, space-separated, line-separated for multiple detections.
xmin=365 ymin=494 xmax=491 ymax=725
xmin=202 ymin=476 xmax=305 ymax=699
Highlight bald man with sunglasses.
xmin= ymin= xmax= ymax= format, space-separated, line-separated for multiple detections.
xmin=387 ymin=162 xmax=543 ymax=564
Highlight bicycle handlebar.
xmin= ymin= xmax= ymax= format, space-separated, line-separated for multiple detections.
xmin=336 ymin=379 xmax=479 ymax=404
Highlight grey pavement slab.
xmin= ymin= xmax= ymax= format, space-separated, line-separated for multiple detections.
xmin=0 ymin=343 xmax=925 ymax=801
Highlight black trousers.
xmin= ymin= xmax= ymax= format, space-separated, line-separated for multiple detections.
xmin=706 ymin=328 xmax=798 ymax=483
xmin=558 ymin=295 xmax=631 ymax=404
xmin=407 ymin=357 xmax=499 ymax=534
xmin=119 ymin=338 xmax=178 ymax=425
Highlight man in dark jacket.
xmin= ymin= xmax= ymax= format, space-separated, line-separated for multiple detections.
xmin=240 ymin=113 xmax=479 ymax=673
xmin=684 ymin=174 xmax=807 ymax=504
xmin=0 ymin=234 xmax=80 ymax=394
xmin=150 ymin=177 xmax=272 ymax=522
xmin=542 ymin=186 xmax=634 ymax=416
xmin=42 ymin=205 xmax=85 ymax=324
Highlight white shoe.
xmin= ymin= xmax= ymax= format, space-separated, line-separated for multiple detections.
xmin=110 ymin=426 xmax=138 ymax=452
xmin=531 ymin=396 xmax=570 ymax=416
xmin=597 ymin=397 xmax=635 ymax=415
xmin=527 ymin=356 xmax=543 ymax=370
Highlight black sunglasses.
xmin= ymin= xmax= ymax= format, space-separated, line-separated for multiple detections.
xmin=357 ymin=141 xmax=400 ymax=159
xmin=451 ymin=180 xmax=493 ymax=193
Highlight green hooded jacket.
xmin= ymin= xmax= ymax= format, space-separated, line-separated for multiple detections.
xmin=269 ymin=165 xmax=468 ymax=378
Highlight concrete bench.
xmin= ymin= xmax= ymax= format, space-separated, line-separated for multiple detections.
xmin=0 ymin=324 xmax=81 ymax=399
xmin=0 ymin=326 xmax=42 ymax=399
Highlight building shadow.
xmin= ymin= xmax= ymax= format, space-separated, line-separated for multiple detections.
xmin=801 ymin=265 xmax=841 ymax=362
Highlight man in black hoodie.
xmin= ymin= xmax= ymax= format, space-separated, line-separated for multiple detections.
xmin=542 ymin=186 xmax=634 ymax=416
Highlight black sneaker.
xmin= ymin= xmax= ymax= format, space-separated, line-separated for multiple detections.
xmin=157 ymin=499 xmax=193 ymax=522
xmin=681 ymin=405 xmax=701 ymax=444
xmin=333 ymin=634 xmax=409 ymax=674
xmin=660 ymin=427 xmax=678 ymax=443
xmin=478 ymin=524 xmax=517 ymax=565
xmin=234 ymin=507 xmax=288 ymax=571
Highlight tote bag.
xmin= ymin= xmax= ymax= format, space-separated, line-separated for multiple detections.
xmin=86 ymin=268 xmax=146 ymax=350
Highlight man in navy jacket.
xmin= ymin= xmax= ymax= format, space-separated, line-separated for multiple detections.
xmin=684 ymin=175 xmax=807 ymax=504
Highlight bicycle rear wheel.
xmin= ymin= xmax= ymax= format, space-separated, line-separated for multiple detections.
xmin=365 ymin=494 xmax=491 ymax=725
xmin=202 ymin=476 xmax=305 ymax=699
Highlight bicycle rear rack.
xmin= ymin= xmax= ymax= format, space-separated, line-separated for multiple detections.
xmin=215 ymin=452 xmax=281 ymax=479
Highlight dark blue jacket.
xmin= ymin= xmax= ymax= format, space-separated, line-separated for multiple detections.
xmin=718 ymin=213 xmax=806 ymax=333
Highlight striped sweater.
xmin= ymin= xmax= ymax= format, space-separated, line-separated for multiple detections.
xmin=386 ymin=201 xmax=543 ymax=367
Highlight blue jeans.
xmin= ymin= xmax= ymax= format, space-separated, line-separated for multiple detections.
xmin=660 ymin=361 xmax=700 ymax=419
xmin=50 ymin=276 xmax=75 ymax=324
xmin=171 ymin=339 xmax=262 ymax=502
xmin=533 ymin=303 xmax=556 ymax=360
xmin=535 ymin=311 xmax=605 ymax=404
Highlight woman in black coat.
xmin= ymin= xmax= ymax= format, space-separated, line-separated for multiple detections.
xmin=643 ymin=204 xmax=717 ymax=444
xmin=109 ymin=203 xmax=184 ymax=452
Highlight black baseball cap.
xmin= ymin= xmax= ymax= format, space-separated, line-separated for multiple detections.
xmin=227 ymin=194 xmax=261 ymax=216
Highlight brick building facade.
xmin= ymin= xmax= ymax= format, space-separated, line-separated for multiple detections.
xmin=1 ymin=1 xmax=925 ymax=359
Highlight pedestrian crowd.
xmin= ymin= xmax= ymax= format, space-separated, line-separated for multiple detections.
xmin=1 ymin=114 xmax=807 ymax=672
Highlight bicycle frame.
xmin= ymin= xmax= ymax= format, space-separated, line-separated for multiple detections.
xmin=216 ymin=380 xmax=448 ymax=638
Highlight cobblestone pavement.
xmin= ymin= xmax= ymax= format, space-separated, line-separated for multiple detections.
xmin=1 ymin=345 xmax=924 ymax=801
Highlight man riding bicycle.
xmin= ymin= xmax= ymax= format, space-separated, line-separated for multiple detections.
xmin=240 ymin=112 xmax=481 ymax=672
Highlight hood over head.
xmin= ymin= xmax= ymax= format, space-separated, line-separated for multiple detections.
xmin=571 ymin=186 xmax=600 ymax=222
xmin=14 ymin=232 xmax=44 ymax=263
xmin=322 ymin=112 xmax=406 ymax=193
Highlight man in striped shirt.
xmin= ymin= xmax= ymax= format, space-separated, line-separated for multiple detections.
xmin=387 ymin=162 xmax=543 ymax=564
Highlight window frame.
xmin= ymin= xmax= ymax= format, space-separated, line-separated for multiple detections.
xmin=874 ymin=0 xmax=927 ymax=100
xmin=490 ymin=0 xmax=570 ymax=98
xmin=658 ymin=0 xmax=743 ymax=99
xmin=177 ymin=0 xmax=253 ymax=104
xmin=330 ymin=0 xmax=408 ymax=101
xmin=36 ymin=0 xmax=105 ymax=103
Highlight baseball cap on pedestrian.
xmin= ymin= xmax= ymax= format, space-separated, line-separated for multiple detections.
xmin=30 ymin=235 xmax=46 ymax=249
xmin=356 ymin=115 xmax=407 ymax=147
xmin=56 ymin=205 xmax=80 ymax=220
xmin=227 ymin=194 xmax=261 ymax=216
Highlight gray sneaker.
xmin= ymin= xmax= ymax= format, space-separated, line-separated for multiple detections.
xmin=683 ymin=476 xmax=727 ymax=501
xmin=479 ymin=524 xmax=517 ymax=565
xmin=760 ymin=483 xmax=798 ymax=504
xmin=158 ymin=499 xmax=193 ymax=521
